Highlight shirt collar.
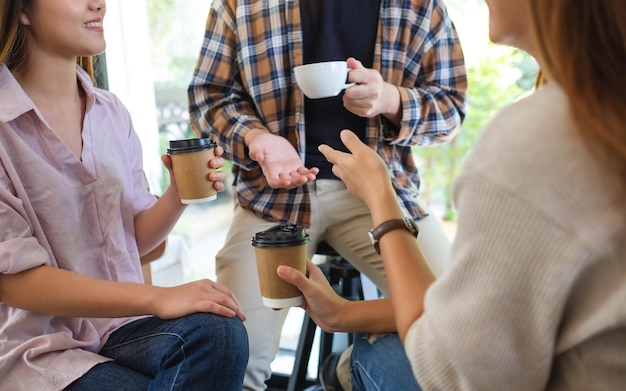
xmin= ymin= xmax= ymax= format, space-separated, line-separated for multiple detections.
xmin=0 ymin=65 xmax=36 ymax=123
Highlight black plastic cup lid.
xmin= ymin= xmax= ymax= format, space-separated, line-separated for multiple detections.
xmin=251 ymin=224 xmax=310 ymax=248
xmin=167 ymin=138 xmax=217 ymax=154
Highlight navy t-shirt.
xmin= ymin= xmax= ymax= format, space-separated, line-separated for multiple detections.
xmin=300 ymin=0 xmax=381 ymax=178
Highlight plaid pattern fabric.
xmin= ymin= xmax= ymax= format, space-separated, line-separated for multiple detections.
xmin=189 ymin=0 xmax=467 ymax=227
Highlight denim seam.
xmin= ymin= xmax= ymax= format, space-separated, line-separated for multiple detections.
xmin=101 ymin=332 xmax=184 ymax=352
xmin=102 ymin=332 xmax=187 ymax=391
xmin=352 ymin=361 xmax=382 ymax=391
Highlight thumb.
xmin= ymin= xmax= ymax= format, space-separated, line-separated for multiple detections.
xmin=318 ymin=143 xmax=335 ymax=161
xmin=248 ymin=149 xmax=264 ymax=163
xmin=161 ymin=154 xmax=173 ymax=171
xmin=161 ymin=154 xmax=175 ymax=183
xmin=276 ymin=265 xmax=306 ymax=289
xmin=346 ymin=57 xmax=363 ymax=70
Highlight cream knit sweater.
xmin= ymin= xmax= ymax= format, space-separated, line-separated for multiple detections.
xmin=407 ymin=84 xmax=626 ymax=390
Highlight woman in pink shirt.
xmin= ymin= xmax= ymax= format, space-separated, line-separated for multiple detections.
xmin=0 ymin=1 xmax=248 ymax=389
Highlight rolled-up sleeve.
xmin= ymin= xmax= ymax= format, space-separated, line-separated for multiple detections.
xmin=0 ymin=181 xmax=50 ymax=274
xmin=0 ymin=237 xmax=49 ymax=274
xmin=393 ymin=0 xmax=467 ymax=147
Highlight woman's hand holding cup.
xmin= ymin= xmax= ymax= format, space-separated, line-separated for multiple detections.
xmin=165 ymin=138 xmax=226 ymax=203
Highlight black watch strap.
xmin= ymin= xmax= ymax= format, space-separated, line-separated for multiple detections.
xmin=368 ymin=217 xmax=419 ymax=254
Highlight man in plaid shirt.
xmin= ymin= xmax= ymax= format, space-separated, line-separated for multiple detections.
xmin=189 ymin=0 xmax=466 ymax=389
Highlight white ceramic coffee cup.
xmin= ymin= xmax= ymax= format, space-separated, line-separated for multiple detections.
xmin=293 ymin=61 xmax=354 ymax=99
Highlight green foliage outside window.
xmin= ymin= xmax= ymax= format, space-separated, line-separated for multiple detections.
xmin=415 ymin=47 xmax=538 ymax=221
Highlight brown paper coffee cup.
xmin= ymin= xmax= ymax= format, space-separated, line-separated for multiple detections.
xmin=251 ymin=225 xmax=310 ymax=308
xmin=168 ymin=138 xmax=217 ymax=204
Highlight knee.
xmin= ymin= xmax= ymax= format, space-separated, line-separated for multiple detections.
xmin=215 ymin=316 xmax=249 ymax=376
xmin=185 ymin=313 xmax=249 ymax=364
xmin=221 ymin=315 xmax=249 ymax=358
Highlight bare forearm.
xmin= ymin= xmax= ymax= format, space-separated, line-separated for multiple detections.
xmin=333 ymin=298 xmax=397 ymax=334
xmin=0 ymin=265 xmax=160 ymax=318
xmin=318 ymin=130 xmax=435 ymax=340
xmin=134 ymin=187 xmax=186 ymax=256
xmin=367 ymin=186 xmax=435 ymax=341
xmin=379 ymin=228 xmax=434 ymax=342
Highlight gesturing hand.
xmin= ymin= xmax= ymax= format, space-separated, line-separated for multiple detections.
xmin=318 ymin=130 xmax=393 ymax=210
xmin=248 ymin=131 xmax=319 ymax=189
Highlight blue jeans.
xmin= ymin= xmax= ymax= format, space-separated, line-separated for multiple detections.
xmin=65 ymin=313 xmax=248 ymax=390
xmin=351 ymin=333 xmax=423 ymax=391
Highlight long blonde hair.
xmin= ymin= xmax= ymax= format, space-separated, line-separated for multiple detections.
xmin=0 ymin=0 xmax=94 ymax=81
xmin=529 ymin=0 xmax=626 ymax=179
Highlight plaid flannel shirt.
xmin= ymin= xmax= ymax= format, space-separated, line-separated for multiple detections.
xmin=189 ymin=0 xmax=467 ymax=227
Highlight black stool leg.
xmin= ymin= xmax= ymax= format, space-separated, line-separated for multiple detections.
xmin=318 ymin=330 xmax=334 ymax=372
xmin=287 ymin=313 xmax=317 ymax=391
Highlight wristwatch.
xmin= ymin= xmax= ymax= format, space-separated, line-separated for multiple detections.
xmin=368 ymin=217 xmax=419 ymax=254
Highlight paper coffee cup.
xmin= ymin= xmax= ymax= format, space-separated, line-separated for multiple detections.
xmin=251 ymin=224 xmax=310 ymax=308
xmin=167 ymin=138 xmax=218 ymax=204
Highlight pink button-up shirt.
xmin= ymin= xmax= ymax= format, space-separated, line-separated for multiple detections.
xmin=0 ymin=65 xmax=157 ymax=390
